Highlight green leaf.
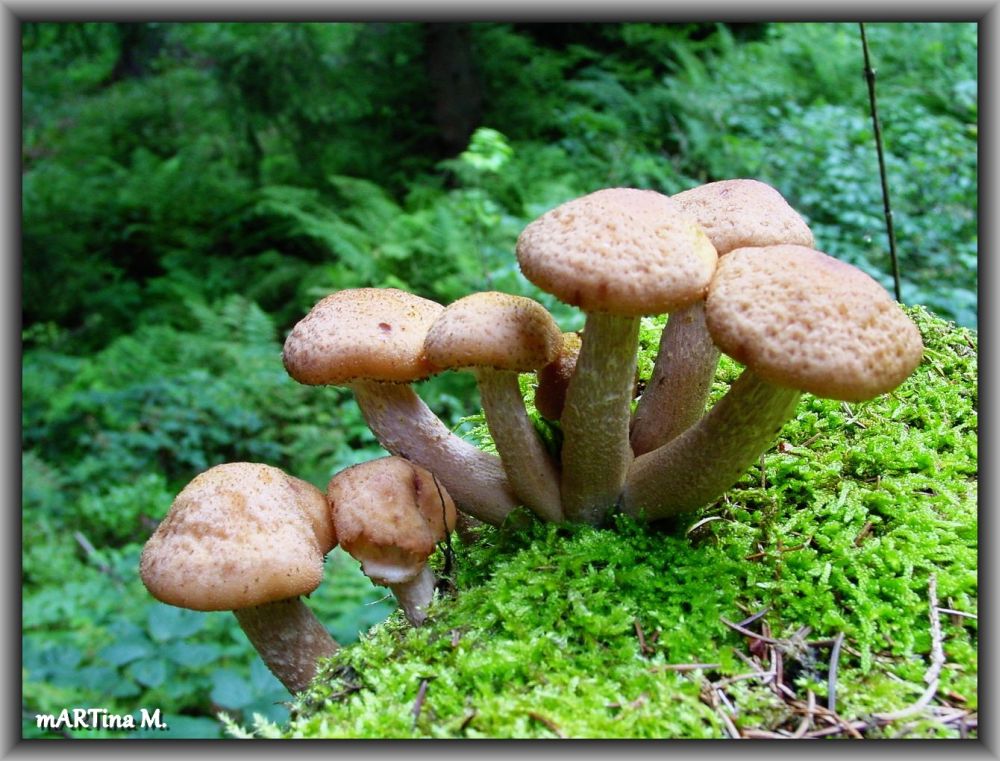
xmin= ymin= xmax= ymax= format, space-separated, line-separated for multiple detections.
xmin=99 ymin=640 xmax=153 ymax=667
xmin=161 ymin=641 xmax=222 ymax=668
xmin=128 ymin=657 xmax=169 ymax=688
xmin=210 ymin=669 xmax=254 ymax=709
xmin=146 ymin=604 xmax=206 ymax=642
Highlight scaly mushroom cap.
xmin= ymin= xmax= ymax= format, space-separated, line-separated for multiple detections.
xmin=139 ymin=463 xmax=335 ymax=612
xmin=515 ymin=188 xmax=718 ymax=316
xmin=423 ymin=292 xmax=562 ymax=373
xmin=328 ymin=457 xmax=457 ymax=586
xmin=706 ymin=245 xmax=924 ymax=401
xmin=282 ymin=288 xmax=443 ymax=385
xmin=673 ymin=179 xmax=815 ymax=255
xmin=534 ymin=331 xmax=582 ymax=420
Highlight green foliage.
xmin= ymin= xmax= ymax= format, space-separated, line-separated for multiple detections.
xmin=276 ymin=307 xmax=976 ymax=739
xmin=659 ymin=22 xmax=978 ymax=325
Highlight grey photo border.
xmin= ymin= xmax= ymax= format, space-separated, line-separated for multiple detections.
xmin=3 ymin=3 xmax=994 ymax=757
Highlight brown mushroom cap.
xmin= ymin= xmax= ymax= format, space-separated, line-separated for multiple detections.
xmin=139 ymin=463 xmax=336 ymax=612
xmin=282 ymin=288 xmax=443 ymax=385
xmin=672 ymin=179 xmax=815 ymax=255
xmin=423 ymin=292 xmax=562 ymax=373
xmin=534 ymin=331 xmax=582 ymax=420
xmin=328 ymin=457 xmax=457 ymax=585
xmin=706 ymin=245 xmax=923 ymax=401
xmin=515 ymin=188 xmax=718 ymax=316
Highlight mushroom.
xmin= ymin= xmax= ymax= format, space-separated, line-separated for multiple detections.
xmin=630 ymin=179 xmax=815 ymax=455
xmin=282 ymin=287 xmax=519 ymax=525
xmin=516 ymin=188 xmax=717 ymax=524
xmin=534 ymin=331 xmax=582 ymax=422
xmin=621 ymin=245 xmax=924 ymax=520
xmin=328 ymin=456 xmax=457 ymax=626
xmin=424 ymin=291 xmax=564 ymax=522
xmin=139 ymin=463 xmax=338 ymax=694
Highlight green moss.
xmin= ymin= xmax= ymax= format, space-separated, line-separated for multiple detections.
xmin=263 ymin=306 xmax=976 ymax=739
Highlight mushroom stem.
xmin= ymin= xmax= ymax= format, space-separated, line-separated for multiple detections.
xmin=622 ymin=370 xmax=800 ymax=520
xmin=233 ymin=597 xmax=339 ymax=694
xmin=630 ymin=302 xmax=721 ymax=455
xmin=351 ymin=380 xmax=519 ymax=525
xmin=388 ymin=566 xmax=438 ymax=627
xmin=477 ymin=369 xmax=563 ymax=522
xmin=559 ymin=312 xmax=640 ymax=526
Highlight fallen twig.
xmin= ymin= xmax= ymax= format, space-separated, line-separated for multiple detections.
xmin=720 ymin=616 xmax=783 ymax=645
xmin=527 ymin=711 xmax=567 ymax=738
xmin=828 ymin=632 xmax=845 ymax=713
xmin=649 ymin=662 xmax=721 ymax=673
xmin=873 ymin=575 xmax=944 ymax=722
xmin=411 ymin=678 xmax=429 ymax=727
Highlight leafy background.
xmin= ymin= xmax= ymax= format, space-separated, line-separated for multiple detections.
xmin=21 ymin=22 xmax=977 ymax=738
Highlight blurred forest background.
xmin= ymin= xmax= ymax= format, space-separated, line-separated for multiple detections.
xmin=21 ymin=22 xmax=978 ymax=738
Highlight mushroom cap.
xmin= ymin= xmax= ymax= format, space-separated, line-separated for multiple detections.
xmin=673 ymin=179 xmax=815 ymax=256
xmin=534 ymin=331 xmax=582 ymax=420
xmin=328 ymin=457 xmax=457 ymax=586
xmin=515 ymin=188 xmax=718 ymax=316
xmin=283 ymin=288 xmax=443 ymax=385
xmin=423 ymin=292 xmax=562 ymax=373
xmin=139 ymin=463 xmax=336 ymax=612
xmin=706 ymin=245 xmax=924 ymax=401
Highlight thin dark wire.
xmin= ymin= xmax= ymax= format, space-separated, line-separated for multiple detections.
xmin=432 ymin=473 xmax=455 ymax=582
xmin=859 ymin=22 xmax=903 ymax=303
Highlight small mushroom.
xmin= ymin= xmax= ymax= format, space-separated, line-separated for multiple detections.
xmin=283 ymin=288 xmax=519 ymax=526
xmin=424 ymin=292 xmax=564 ymax=522
xmin=631 ymin=179 xmax=815 ymax=455
xmin=621 ymin=245 xmax=924 ymax=520
xmin=534 ymin=331 xmax=582 ymax=422
xmin=139 ymin=463 xmax=338 ymax=694
xmin=516 ymin=188 xmax=717 ymax=524
xmin=328 ymin=456 xmax=457 ymax=626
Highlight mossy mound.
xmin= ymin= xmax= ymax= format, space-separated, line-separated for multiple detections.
xmin=252 ymin=306 xmax=976 ymax=739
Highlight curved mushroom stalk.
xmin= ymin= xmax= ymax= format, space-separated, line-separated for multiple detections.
xmin=630 ymin=301 xmax=720 ymax=455
xmin=622 ymin=370 xmax=800 ymax=520
xmin=477 ymin=369 xmax=563 ymax=522
xmin=558 ymin=311 xmax=640 ymax=525
xmin=387 ymin=566 xmax=437 ymax=627
xmin=351 ymin=380 xmax=518 ymax=526
xmin=234 ymin=598 xmax=339 ymax=694
xmin=624 ymin=243 xmax=924 ymax=520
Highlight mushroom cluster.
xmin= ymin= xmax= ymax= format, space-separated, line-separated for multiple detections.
xmin=139 ymin=178 xmax=924 ymax=692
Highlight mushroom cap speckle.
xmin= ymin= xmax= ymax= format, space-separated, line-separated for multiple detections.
xmin=139 ymin=463 xmax=336 ymax=612
xmin=283 ymin=288 xmax=443 ymax=385
xmin=706 ymin=245 xmax=924 ymax=401
xmin=424 ymin=292 xmax=562 ymax=373
xmin=673 ymin=179 xmax=814 ymax=256
xmin=328 ymin=457 xmax=457 ymax=586
xmin=516 ymin=188 xmax=718 ymax=316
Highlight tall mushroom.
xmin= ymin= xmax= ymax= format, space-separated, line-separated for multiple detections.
xmin=328 ymin=456 xmax=457 ymax=626
xmin=282 ymin=287 xmax=519 ymax=525
xmin=516 ymin=188 xmax=717 ymax=525
xmin=621 ymin=245 xmax=924 ymax=520
xmin=423 ymin=291 xmax=564 ymax=522
xmin=630 ymin=179 xmax=815 ymax=455
xmin=139 ymin=463 xmax=338 ymax=694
